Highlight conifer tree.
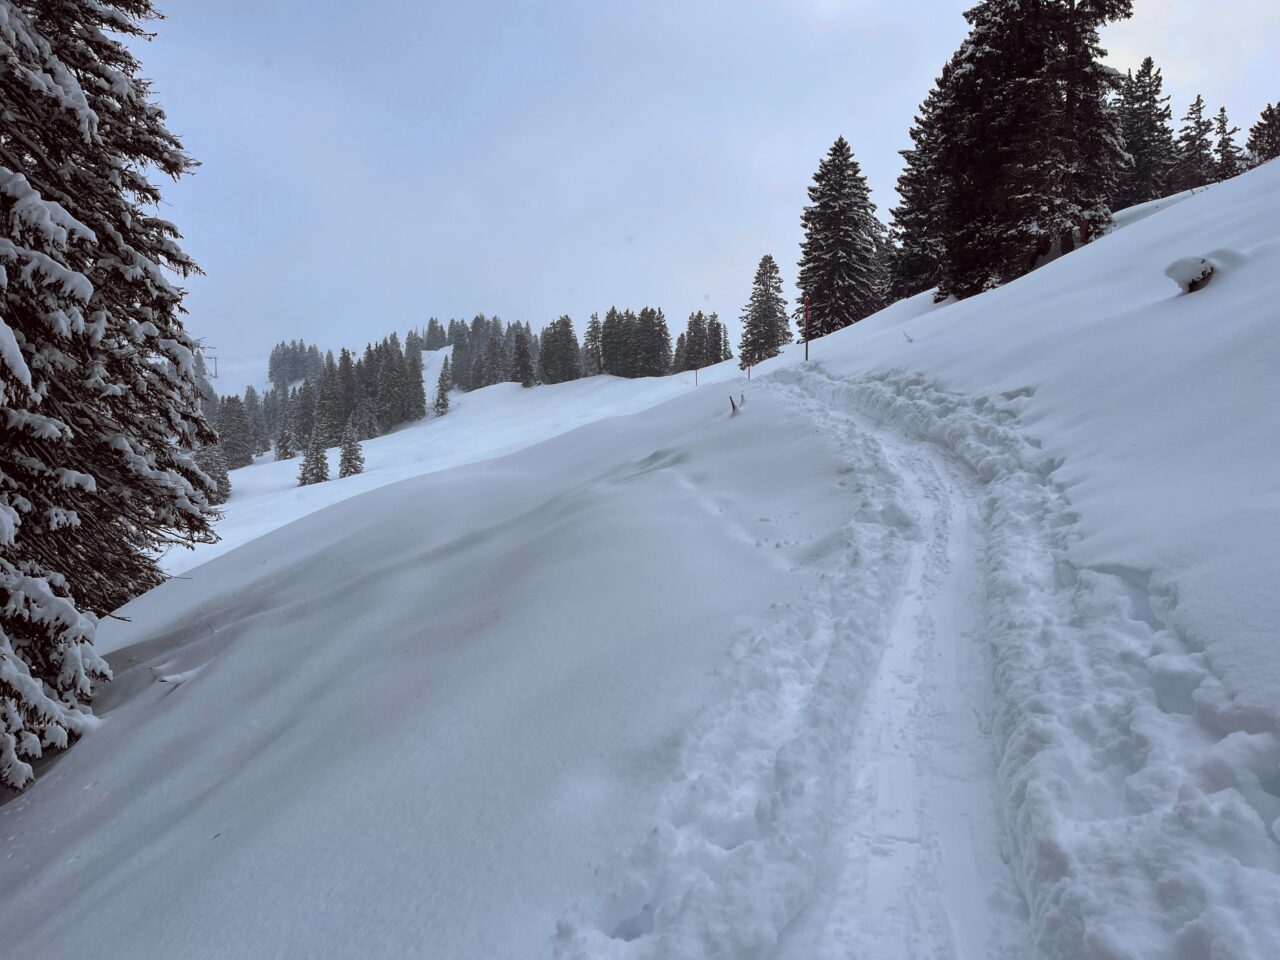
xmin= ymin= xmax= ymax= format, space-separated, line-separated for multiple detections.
xmin=314 ymin=375 xmax=344 ymax=446
xmin=1170 ymin=95 xmax=1215 ymax=191
xmin=274 ymin=418 xmax=297 ymax=461
xmin=194 ymin=444 xmax=232 ymax=506
xmin=1115 ymin=56 xmax=1178 ymax=208
xmin=425 ymin=318 xmax=448 ymax=350
xmin=193 ymin=350 xmax=220 ymax=425
xmin=513 ymin=328 xmax=536 ymax=387
xmin=350 ymin=394 xmax=380 ymax=440
xmin=934 ymin=0 xmax=1132 ymax=299
xmin=1212 ymin=107 xmax=1244 ymax=181
xmin=242 ymin=386 xmax=269 ymax=454
xmin=539 ymin=316 xmax=583 ymax=384
xmin=293 ymin=380 xmax=317 ymax=442
xmin=338 ymin=423 xmax=365 ymax=478
xmin=405 ymin=349 xmax=428 ymax=419
xmin=672 ymin=333 xmax=688 ymax=373
xmin=298 ymin=431 xmax=329 ymax=486
xmin=739 ymin=254 xmax=791 ymax=369
xmin=1246 ymin=103 xmax=1280 ymax=166
xmin=582 ymin=313 xmax=604 ymax=376
xmin=889 ymin=60 xmax=954 ymax=300
xmin=632 ymin=308 xmax=672 ymax=377
xmin=0 ymin=0 xmax=219 ymax=788
xmin=481 ymin=335 xmax=507 ymax=387
xmin=434 ymin=358 xmax=452 ymax=416
xmin=217 ymin=396 xmax=255 ymax=469
xmin=337 ymin=348 xmax=358 ymax=425
xmin=796 ymin=136 xmax=886 ymax=335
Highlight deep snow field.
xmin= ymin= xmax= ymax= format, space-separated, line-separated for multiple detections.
xmin=2 ymin=161 xmax=1278 ymax=959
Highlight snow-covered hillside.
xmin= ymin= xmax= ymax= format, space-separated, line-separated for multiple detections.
xmin=2 ymin=162 xmax=1278 ymax=959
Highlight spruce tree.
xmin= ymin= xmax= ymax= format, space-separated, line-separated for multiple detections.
xmin=1212 ymin=107 xmax=1244 ymax=181
xmin=350 ymin=394 xmax=380 ymax=440
xmin=0 ymin=0 xmax=220 ymax=788
xmin=889 ymin=59 xmax=954 ymax=300
xmin=217 ymin=396 xmax=255 ymax=469
xmin=194 ymin=444 xmax=232 ymax=506
xmin=739 ymin=254 xmax=791 ymax=369
xmin=243 ymin=385 xmax=269 ymax=454
xmin=434 ymin=357 xmax=452 ymax=416
xmin=405 ymin=349 xmax=428 ymax=419
xmin=337 ymin=348 xmax=358 ymax=425
xmin=481 ymin=335 xmax=507 ymax=387
xmin=293 ymin=380 xmax=317 ymax=442
xmin=513 ymin=328 xmax=536 ymax=387
xmin=338 ymin=423 xmax=365 ymax=478
xmin=1246 ymin=103 xmax=1280 ymax=166
xmin=298 ymin=431 xmax=329 ymax=486
xmin=934 ymin=0 xmax=1132 ymax=299
xmin=539 ymin=316 xmax=582 ymax=384
xmin=1116 ymin=57 xmax=1178 ymax=208
xmin=582 ymin=313 xmax=604 ymax=376
xmin=633 ymin=308 xmax=672 ymax=377
xmin=1170 ymin=95 xmax=1215 ymax=191
xmin=796 ymin=136 xmax=886 ymax=335
xmin=274 ymin=418 xmax=297 ymax=461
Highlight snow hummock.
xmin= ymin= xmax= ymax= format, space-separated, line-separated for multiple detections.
xmin=2 ymin=162 xmax=1279 ymax=959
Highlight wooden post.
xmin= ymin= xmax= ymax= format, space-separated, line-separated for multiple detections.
xmin=804 ymin=295 xmax=810 ymax=362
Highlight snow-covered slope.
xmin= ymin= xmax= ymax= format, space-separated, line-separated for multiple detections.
xmin=2 ymin=162 xmax=1278 ymax=959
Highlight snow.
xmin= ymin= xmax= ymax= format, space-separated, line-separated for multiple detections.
xmin=2 ymin=162 xmax=1279 ymax=958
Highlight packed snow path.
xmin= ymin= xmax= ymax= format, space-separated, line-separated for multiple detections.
xmin=771 ymin=420 xmax=1028 ymax=958
xmin=554 ymin=373 xmax=1031 ymax=959
xmin=556 ymin=364 xmax=1280 ymax=959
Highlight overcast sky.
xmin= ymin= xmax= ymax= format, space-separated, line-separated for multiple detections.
xmin=136 ymin=0 xmax=1279 ymax=391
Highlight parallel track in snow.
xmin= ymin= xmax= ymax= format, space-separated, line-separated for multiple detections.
xmin=770 ymin=427 xmax=1027 ymax=959
xmin=554 ymin=375 xmax=1030 ymax=959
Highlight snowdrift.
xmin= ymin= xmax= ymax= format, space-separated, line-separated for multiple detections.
xmin=1 ymin=161 xmax=1278 ymax=959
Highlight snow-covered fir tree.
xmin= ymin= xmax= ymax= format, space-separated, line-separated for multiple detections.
xmin=796 ymin=136 xmax=886 ymax=335
xmin=425 ymin=318 xmax=448 ymax=350
xmin=633 ymin=308 xmax=673 ymax=377
xmin=1246 ymin=102 xmax=1280 ymax=166
xmin=217 ymin=396 xmax=255 ymax=469
xmin=338 ymin=423 xmax=365 ymax=478
xmin=1170 ymin=94 xmax=1215 ymax=191
xmin=933 ymin=0 xmax=1132 ymax=299
xmin=739 ymin=255 xmax=791 ymax=369
xmin=274 ymin=418 xmax=297 ymax=461
xmin=194 ymin=444 xmax=232 ymax=505
xmin=243 ymin=386 xmax=269 ymax=454
xmin=600 ymin=307 xmax=631 ymax=377
xmin=298 ymin=431 xmax=330 ymax=486
xmin=513 ymin=327 xmax=536 ymax=387
xmin=434 ymin=357 xmax=452 ymax=416
xmin=582 ymin=313 xmax=604 ymax=377
xmin=0 ymin=0 xmax=219 ymax=789
xmin=405 ymin=350 xmax=428 ymax=419
xmin=1116 ymin=56 xmax=1178 ymax=208
xmin=293 ymin=380 xmax=317 ymax=443
xmin=539 ymin=316 xmax=582 ymax=384
xmin=888 ymin=59 xmax=954 ymax=300
xmin=1212 ymin=107 xmax=1244 ymax=181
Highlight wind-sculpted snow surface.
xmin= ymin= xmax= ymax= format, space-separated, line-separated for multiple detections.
xmin=777 ymin=366 xmax=1280 ymax=958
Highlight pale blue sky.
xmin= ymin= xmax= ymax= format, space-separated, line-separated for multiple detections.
xmin=136 ymin=1 xmax=1279 ymax=391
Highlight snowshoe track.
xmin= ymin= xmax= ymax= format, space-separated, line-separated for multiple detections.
xmin=554 ymin=364 xmax=1280 ymax=958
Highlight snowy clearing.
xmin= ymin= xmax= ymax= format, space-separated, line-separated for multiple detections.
xmin=2 ymin=162 xmax=1278 ymax=958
